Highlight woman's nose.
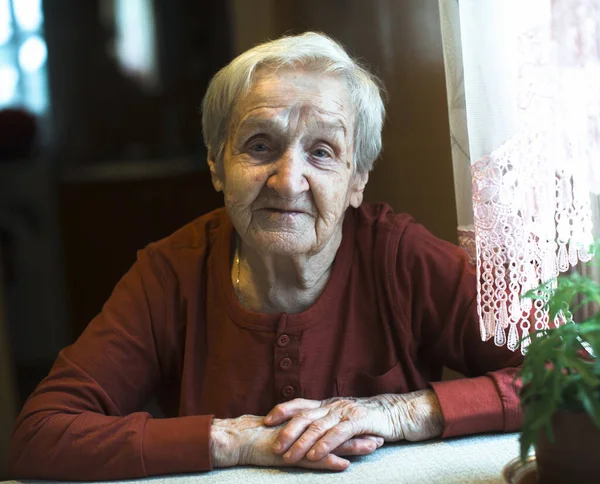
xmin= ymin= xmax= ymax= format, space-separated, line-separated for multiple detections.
xmin=266 ymin=148 xmax=309 ymax=198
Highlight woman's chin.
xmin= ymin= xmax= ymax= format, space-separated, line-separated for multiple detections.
xmin=251 ymin=231 xmax=316 ymax=256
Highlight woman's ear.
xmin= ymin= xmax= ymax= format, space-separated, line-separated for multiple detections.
xmin=207 ymin=153 xmax=224 ymax=192
xmin=349 ymin=171 xmax=369 ymax=208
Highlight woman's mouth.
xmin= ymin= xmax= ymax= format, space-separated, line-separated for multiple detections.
xmin=266 ymin=208 xmax=303 ymax=214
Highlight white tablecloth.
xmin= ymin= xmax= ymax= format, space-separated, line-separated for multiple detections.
xmin=3 ymin=433 xmax=519 ymax=484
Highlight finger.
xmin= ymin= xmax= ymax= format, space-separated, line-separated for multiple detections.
xmin=306 ymin=420 xmax=358 ymax=461
xmin=296 ymin=453 xmax=350 ymax=472
xmin=273 ymin=407 xmax=331 ymax=455
xmin=282 ymin=411 xmax=341 ymax=463
xmin=360 ymin=434 xmax=385 ymax=447
xmin=265 ymin=398 xmax=322 ymax=426
xmin=332 ymin=437 xmax=379 ymax=457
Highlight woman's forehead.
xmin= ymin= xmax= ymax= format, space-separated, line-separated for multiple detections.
xmin=232 ymin=68 xmax=353 ymax=132
xmin=232 ymin=107 xmax=349 ymax=143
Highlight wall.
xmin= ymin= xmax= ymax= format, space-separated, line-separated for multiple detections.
xmin=230 ymin=0 xmax=457 ymax=242
xmin=42 ymin=0 xmax=231 ymax=164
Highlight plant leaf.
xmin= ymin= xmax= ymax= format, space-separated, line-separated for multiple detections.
xmin=578 ymin=386 xmax=600 ymax=427
xmin=562 ymin=355 xmax=600 ymax=386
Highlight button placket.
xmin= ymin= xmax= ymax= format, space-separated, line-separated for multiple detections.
xmin=274 ymin=315 xmax=300 ymax=402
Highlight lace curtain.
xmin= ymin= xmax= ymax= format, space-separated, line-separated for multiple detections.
xmin=439 ymin=0 xmax=600 ymax=353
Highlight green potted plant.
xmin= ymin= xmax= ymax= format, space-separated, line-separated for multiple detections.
xmin=519 ymin=248 xmax=600 ymax=484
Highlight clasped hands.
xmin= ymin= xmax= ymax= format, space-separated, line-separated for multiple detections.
xmin=210 ymin=389 xmax=443 ymax=471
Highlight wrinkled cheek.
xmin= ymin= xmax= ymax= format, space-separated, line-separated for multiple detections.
xmin=225 ymin=171 xmax=257 ymax=204
xmin=224 ymin=191 xmax=252 ymax=225
xmin=313 ymin=183 xmax=350 ymax=224
xmin=224 ymin=171 xmax=268 ymax=226
xmin=224 ymin=189 xmax=245 ymax=209
xmin=313 ymin=205 xmax=344 ymax=244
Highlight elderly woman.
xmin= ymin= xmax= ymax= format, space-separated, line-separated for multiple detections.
xmin=9 ymin=33 xmax=522 ymax=480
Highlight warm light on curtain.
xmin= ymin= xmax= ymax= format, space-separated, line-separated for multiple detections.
xmin=439 ymin=0 xmax=600 ymax=353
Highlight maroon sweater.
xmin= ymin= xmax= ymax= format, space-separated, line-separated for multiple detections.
xmin=9 ymin=203 xmax=523 ymax=480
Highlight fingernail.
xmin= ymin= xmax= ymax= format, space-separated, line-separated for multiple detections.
xmin=308 ymin=449 xmax=316 ymax=459
xmin=273 ymin=442 xmax=282 ymax=452
xmin=283 ymin=451 xmax=292 ymax=460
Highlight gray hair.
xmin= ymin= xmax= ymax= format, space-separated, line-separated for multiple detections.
xmin=201 ymin=32 xmax=385 ymax=174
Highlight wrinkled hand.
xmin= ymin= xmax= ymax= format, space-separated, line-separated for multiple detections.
xmin=210 ymin=414 xmax=384 ymax=471
xmin=263 ymin=390 xmax=443 ymax=464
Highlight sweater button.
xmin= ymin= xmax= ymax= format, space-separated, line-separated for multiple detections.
xmin=277 ymin=334 xmax=290 ymax=347
xmin=279 ymin=357 xmax=292 ymax=370
xmin=281 ymin=385 xmax=295 ymax=399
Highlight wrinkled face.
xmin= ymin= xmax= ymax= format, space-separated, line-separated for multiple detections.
xmin=209 ymin=68 xmax=368 ymax=256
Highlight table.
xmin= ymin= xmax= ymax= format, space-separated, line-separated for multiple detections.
xmin=3 ymin=433 xmax=519 ymax=484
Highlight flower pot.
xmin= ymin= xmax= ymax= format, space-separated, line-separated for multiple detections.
xmin=535 ymin=411 xmax=600 ymax=483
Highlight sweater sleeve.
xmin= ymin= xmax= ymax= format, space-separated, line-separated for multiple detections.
xmin=392 ymin=221 xmax=523 ymax=438
xmin=9 ymin=248 xmax=214 ymax=480
xmin=428 ymin=297 xmax=523 ymax=437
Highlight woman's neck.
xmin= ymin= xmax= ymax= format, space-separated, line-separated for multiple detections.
xmin=233 ymin=228 xmax=343 ymax=314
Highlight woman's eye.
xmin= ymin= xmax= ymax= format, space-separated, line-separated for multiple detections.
xmin=312 ymin=148 xmax=331 ymax=159
xmin=250 ymin=142 xmax=269 ymax=153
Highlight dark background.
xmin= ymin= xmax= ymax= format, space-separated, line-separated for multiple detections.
xmin=0 ymin=0 xmax=457 ymax=476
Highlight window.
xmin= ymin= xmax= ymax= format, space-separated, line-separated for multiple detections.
xmin=0 ymin=0 xmax=48 ymax=114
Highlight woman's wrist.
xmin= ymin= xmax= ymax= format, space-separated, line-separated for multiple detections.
xmin=375 ymin=389 xmax=444 ymax=442
xmin=210 ymin=418 xmax=240 ymax=468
